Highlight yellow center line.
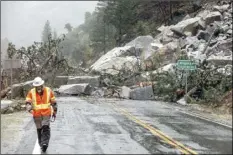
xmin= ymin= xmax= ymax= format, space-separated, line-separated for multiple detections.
xmin=112 ymin=103 xmax=198 ymax=155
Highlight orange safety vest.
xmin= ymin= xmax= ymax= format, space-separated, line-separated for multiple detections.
xmin=25 ymin=87 xmax=56 ymax=117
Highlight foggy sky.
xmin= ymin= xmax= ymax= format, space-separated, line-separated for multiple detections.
xmin=1 ymin=1 xmax=98 ymax=48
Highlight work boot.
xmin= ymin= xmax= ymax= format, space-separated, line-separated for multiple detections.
xmin=37 ymin=129 xmax=42 ymax=147
xmin=42 ymin=144 xmax=48 ymax=152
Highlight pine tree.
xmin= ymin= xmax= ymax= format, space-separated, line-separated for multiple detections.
xmin=42 ymin=20 xmax=52 ymax=42
xmin=53 ymin=29 xmax=58 ymax=40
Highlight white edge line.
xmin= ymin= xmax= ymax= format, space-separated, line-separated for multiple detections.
xmin=180 ymin=110 xmax=232 ymax=129
xmin=32 ymin=139 xmax=41 ymax=154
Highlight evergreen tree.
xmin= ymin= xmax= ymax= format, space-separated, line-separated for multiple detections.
xmin=42 ymin=20 xmax=52 ymax=42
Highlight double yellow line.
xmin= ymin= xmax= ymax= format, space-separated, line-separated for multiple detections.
xmin=112 ymin=103 xmax=198 ymax=154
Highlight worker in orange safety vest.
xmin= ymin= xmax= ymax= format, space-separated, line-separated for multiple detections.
xmin=25 ymin=77 xmax=57 ymax=153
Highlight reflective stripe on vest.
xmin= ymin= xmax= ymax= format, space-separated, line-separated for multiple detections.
xmin=31 ymin=87 xmax=51 ymax=110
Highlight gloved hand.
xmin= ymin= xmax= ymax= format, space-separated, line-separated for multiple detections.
xmin=52 ymin=113 xmax=56 ymax=119
xmin=26 ymin=102 xmax=33 ymax=113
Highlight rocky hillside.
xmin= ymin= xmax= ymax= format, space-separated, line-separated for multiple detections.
xmin=88 ymin=1 xmax=232 ymax=109
xmin=90 ymin=1 xmax=232 ymax=76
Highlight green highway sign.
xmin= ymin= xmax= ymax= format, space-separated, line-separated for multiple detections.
xmin=176 ymin=60 xmax=196 ymax=70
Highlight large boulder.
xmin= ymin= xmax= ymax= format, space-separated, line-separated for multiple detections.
xmin=58 ymin=84 xmax=93 ymax=95
xmin=22 ymin=81 xmax=34 ymax=97
xmin=185 ymin=36 xmax=200 ymax=50
xmin=217 ymin=39 xmax=232 ymax=53
xmin=213 ymin=4 xmax=230 ymax=13
xmin=67 ymin=76 xmax=100 ymax=87
xmin=130 ymin=85 xmax=154 ymax=100
xmin=10 ymin=80 xmax=33 ymax=99
xmin=125 ymin=35 xmax=154 ymax=50
xmin=120 ymin=86 xmax=131 ymax=99
xmin=206 ymin=55 xmax=232 ymax=66
xmin=203 ymin=11 xmax=222 ymax=26
xmin=156 ymin=25 xmax=175 ymax=44
xmin=90 ymin=44 xmax=141 ymax=75
xmin=91 ymin=56 xmax=138 ymax=75
xmin=54 ymin=76 xmax=70 ymax=88
xmin=170 ymin=17 xmax=200 ymax=36
xmin=124 ymin=35 xmax=154 ymax=61
xmin=197 ymin=10 xmax=222 ymax=29
xmin=10 ymin=84 xmax=24 ymax=99
xmin=90 ymin=46 xmax=134 ymax=70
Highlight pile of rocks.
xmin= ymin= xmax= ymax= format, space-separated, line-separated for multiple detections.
xmin=1 ymin=100 xmax=25 ymax=114
xmin=150 ymin=1 xmax=232 ymax=72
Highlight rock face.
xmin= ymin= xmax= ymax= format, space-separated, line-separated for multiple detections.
xmin=130 ymin=85 xmax=154 ymax=100
xmin=58 ymin=84 xmax=93 ymax=95
xmin=67 ymin=76 xmax=100 ymax=87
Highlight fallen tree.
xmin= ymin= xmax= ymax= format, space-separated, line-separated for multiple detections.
xmin=6 ymin=34 xmax=74 ymax=86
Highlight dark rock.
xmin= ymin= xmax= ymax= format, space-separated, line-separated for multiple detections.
xmin=130 ymin=86 xmax=154 ymax=100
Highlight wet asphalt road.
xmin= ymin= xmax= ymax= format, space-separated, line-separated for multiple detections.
xmin=15 ymin=97 xmax=232 ymax=154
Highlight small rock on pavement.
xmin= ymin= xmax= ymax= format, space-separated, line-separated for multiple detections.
xmin=177 ymin=97 xmax=187 ymax=105
xmin=130 ymin=85 xmax=154 ymax=100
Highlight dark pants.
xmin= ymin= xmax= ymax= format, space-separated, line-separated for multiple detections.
xmin=34 ymin=116 xmax=51 ymax=147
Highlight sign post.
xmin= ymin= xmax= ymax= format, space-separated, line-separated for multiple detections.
xmin=176 ymin=60 xmax=196 ymax=95
xmin=3 ymin=59 xmax=21 ymax=99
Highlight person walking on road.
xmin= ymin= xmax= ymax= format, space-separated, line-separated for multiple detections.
xmin=25 ymin=77 xmax=57 ymax=152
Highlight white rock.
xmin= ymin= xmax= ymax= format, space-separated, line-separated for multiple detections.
xmin=58 ymin=84 xmax=93 ymax=95
xmin=203 ymin=11 xmax=222 ymax=25
xmin=177 ymin=97 xmax=187 ymax=105
xmin=157 ymin=25 xmax=167 ymax=32
xmin=120 ymin=86 xmax=132 ymax=99
xmin=67 ymin=76 xmax=100 ymax=87
xmin=213 ymin=4 xmax=230 ymax=13
xmin=170 ymin=17 xmax=200 ymax=35
xmin=92 ymin=56 xmax=138 ymax=75
xmin=125 ymin=35 xmax=154 ymax=52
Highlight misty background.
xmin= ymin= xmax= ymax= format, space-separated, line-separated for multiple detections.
xmin=1 ymin=1 xmax=98 ymax=48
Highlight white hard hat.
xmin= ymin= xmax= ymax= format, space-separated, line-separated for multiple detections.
xmin=33 ymin=77 xmax=44 ymax=87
